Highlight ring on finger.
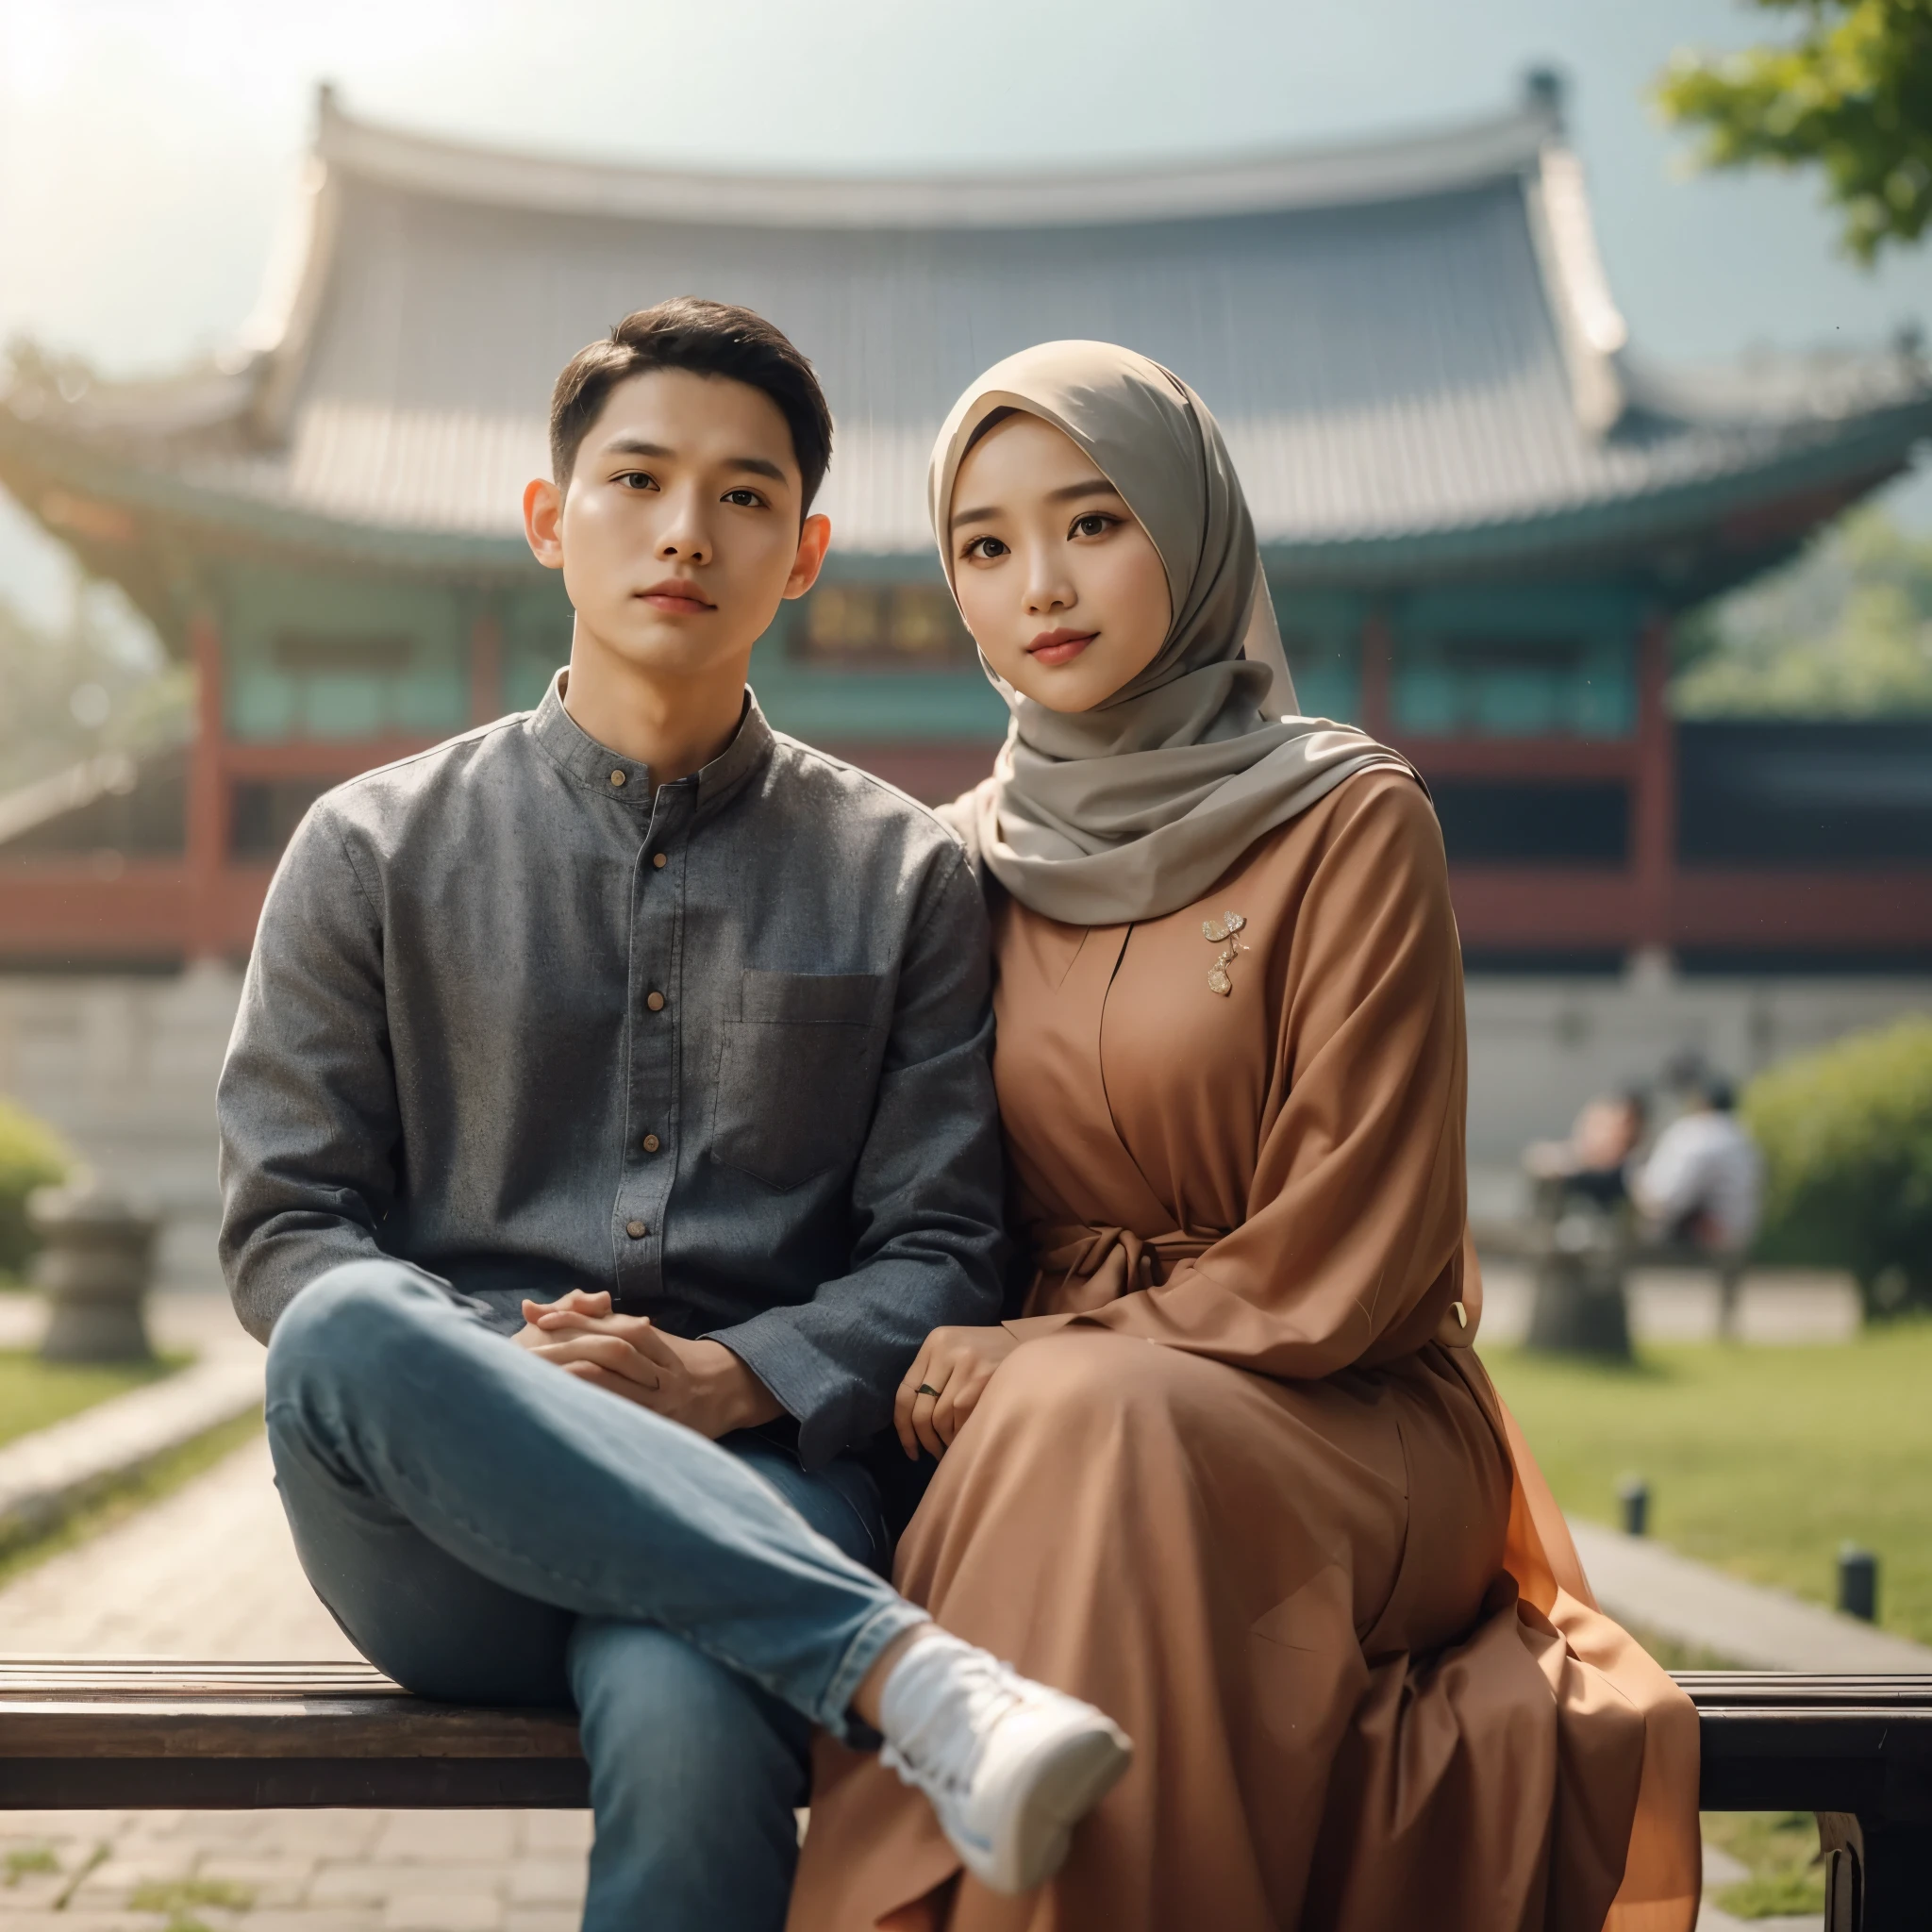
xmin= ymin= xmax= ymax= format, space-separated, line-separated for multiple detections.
xmin=915 ymin=1382 xmax=943 ymax=1399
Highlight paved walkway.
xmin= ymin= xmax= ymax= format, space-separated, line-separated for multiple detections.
xmin=1478 ymin=1262 xmax=1862 ymax=1348
xmin=0 ymin=1437 xmax=591 ymax=1932
xmin=1571 ymin=1517 xmax=1932 ymax=1674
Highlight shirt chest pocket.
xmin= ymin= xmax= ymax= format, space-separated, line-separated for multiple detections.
xmin=710 ymin=970 xmax=888 ymax=1191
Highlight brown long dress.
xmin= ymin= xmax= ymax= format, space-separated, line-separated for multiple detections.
xmin=789 ymin=771 xmax=1700 ymax=1932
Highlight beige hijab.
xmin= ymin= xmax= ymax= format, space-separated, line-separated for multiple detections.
xmin=931 ymin=341 xmax=1418 ymax=926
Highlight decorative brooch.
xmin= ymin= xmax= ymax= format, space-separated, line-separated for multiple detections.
xmin=1201 ymin=910 xmax=1249 ymax=996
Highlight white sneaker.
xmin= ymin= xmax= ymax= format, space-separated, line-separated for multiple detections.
xmin=875 ymin=1629 xmax=1133 ymax=1894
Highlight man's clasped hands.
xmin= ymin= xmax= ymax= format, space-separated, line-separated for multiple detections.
xmin=516 ymin=1291 xmax=1023 ymax=1459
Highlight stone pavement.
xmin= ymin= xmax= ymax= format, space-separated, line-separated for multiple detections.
xmin=1571 ymin=1516 xmax=1932 ymax=1674
xmin=0 ymin=1293 xmax=265 ymax=1551
xmin=0 ymin=1436 xmax=592 ymax=1932
xmin=1478 ymin=1262 xmax=1862 ymax=1347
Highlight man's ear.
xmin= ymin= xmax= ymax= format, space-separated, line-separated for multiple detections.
xmin=782 ymin=513 xmax=833 ymax=601
xmin=524 ymin=477 xmax=565 ymax=571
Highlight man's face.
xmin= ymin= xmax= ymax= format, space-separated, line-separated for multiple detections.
xmin=525 ymin=367 xmax=829 ymax=678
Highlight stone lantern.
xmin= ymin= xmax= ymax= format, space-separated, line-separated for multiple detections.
xmin=30 ymin=1174 xmax=159 ymax=1363
xmin=1523 ymin=1173 xmax=1634 ymax=1361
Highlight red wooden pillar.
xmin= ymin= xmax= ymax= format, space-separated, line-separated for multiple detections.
xmin=185 ymin=608 xmax=229 ymax=960
xmin=468 ymin=607 xmax=504 ymax=725
xmin=1631 ymin=612 xmax=1676 ymax=958
xmin=1359 ymin=607 xmax=1393 ymax=739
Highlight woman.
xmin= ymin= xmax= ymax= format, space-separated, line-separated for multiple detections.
xmin=789 ymin=343 xmax=1699 ymax=1932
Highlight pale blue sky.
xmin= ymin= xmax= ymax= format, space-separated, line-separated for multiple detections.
xmin=5 ymin=0 xmax=1931 ymax=624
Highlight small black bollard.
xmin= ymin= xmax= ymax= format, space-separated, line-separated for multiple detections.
xmin=1617 ymin=1476 xmax=1650 ymax=1538
xmin=1838 ymin=1545 xmax=1878 ymax=1623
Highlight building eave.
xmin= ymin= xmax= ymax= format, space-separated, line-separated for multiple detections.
xmin=0 ymin=410 xmax=544 ymax=598
xmin=8 ymin=388 xmax=1925 ymax=607
xmin=1259 ymin=402 xmax=1932 ymax=596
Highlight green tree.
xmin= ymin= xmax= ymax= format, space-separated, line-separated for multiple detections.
xmin=0 ymin=1100 xmax=70 ymax=1282
xmin=1657 ymin=0 xmax=1932 ymax=262
xmin=1743 ymin=1017 xmax=1932 ymax=1314
xmin=1674 ymin=508 xmax=1932 ymax=714
xmin=0 ymin=590 xmax=189 ymax=797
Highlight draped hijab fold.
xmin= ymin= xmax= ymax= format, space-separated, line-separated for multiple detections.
xmin=929 ymin=340 xmax=1417 ymax=926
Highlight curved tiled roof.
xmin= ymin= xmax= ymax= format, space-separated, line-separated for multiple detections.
xmin=5 ymin=85 xmax=1928 ymax=577
xmin=308 ymin=83 xmax=1565 ymax=229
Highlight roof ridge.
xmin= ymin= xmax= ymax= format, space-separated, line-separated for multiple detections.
xmin=313 ymin=83 xmax=1560 ymax=230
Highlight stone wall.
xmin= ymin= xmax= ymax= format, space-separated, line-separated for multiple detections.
xmin=1464 ymin=963 xmax=1932 ymax=1219
xmin=1 ymin=964 xmax=1927 ymax=1290
xmin=0 ymin=963 xmax=242 ymax=1291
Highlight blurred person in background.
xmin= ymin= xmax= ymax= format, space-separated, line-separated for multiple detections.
xmin=1633 ymin=1068 xmax=1763 ymax=1258
xmin=1524 ymin=1088 xmax=1649 ymax=1210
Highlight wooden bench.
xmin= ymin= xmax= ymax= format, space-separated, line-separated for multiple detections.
xmin=4 ymin=1664 xmax=1929 ymax=1927
xmin=0 ymin=1662 xmax=587 ymax=1809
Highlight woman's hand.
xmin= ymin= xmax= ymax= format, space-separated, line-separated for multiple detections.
xmin=895 ymin=1325 xmax=1024 ymax=1459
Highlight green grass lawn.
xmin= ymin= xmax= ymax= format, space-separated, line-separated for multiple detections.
xmin=1481 ymin=1318 xmax=1932 ymax=1645
xmin=0 ymin=1347 xmax=180 ymax=1451
xmin=1701 ymin=1812 xmax=1827 ymax=1921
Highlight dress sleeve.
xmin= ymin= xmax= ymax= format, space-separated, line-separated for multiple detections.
xmin=1016 ymin=774 xmax=1469 ymax=1377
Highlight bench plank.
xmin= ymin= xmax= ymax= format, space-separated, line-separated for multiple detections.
xmin=0 ymin=1701 xmax=583 ymax=1760
xmin=0 ymin=1658 xmax=586 ymax=1807
xmin=5 ymin=1660 xmax=1932 ymax=1925
xmin=1678 ymin=1673 xmax=1932 ymax=1822
xmin=0 ymin=1758 xmax=591 ymax=1808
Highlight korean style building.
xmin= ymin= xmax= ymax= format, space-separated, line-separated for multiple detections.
xmin=8 ymin=74 xmax=1932 ymax=973
xmin=3 ymin=77 xmax=1931 ymax=1274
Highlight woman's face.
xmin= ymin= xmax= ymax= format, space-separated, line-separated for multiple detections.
xmin=948 ymin=411 xmax=1172 ymax=713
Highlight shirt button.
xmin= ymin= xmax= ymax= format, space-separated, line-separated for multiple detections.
xmin=641 ymin=1133 xmax=661 ymax=1154
xmin=625 ymin=1219 xmax=648 ymax=1239
xmin=645 ymin=990 xmax=666 ymax=1012
xmin=652 ymin=852 xmax=667 ymax=869
xmin=609 ymin=769 xmax=626 ymax=787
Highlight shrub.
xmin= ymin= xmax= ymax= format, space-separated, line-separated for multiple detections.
xmin=0 ymin=1099 xmax=71 ymax=1281
xmin=1742 ymin=1018 xmax=1932 ymax=1317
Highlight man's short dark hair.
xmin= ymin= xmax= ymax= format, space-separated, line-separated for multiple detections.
xmin=549 ymin=298 xmax=834 ymax=514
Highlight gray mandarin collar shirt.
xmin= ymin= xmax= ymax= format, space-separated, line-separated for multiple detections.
xmin=217 ymin=677 xmax=1006 ymax=1468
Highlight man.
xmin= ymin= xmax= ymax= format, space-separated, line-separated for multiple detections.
xmin=1633 ymin=1071 xmax=1763 ymax=1256
xmin=1633 ymin=1066 xmax=1763 ymax=1336
xmin=218 ymin=299 xmax=1128 ymax=1929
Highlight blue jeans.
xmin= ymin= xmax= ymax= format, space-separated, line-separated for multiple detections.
xmin=264 ymin=1261 xmax=926 ymax=1932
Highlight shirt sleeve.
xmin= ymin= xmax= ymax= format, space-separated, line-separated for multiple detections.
xmin=1009 ymin=774 xmax=1470 ymax=1379
xmin=217 ymin=803 xmax=421 ymax=1341
xmin=1633 ymin=1121 xmax=1709 ymax=1224
xmin=705 ymin=845 xmax=1008 ymax=1468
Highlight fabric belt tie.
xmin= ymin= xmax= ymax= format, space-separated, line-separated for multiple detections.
xmin=1024 ymin=1223 xmax=1219 ymax=1319
xmin=1026 ymin=1220 xmax=1478 ymax=1349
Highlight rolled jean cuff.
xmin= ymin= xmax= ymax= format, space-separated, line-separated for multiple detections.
xmin=820 ymin=1599 xmax=929 ymax=1744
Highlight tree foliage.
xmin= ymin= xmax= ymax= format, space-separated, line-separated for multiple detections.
xmin=0 ymin=1099 xmax=70 ymax=1281
xmin=1742 ymin=1017 xmax=1932 ymax=1314
xmin=0 ymin=591 xmax=188 ymax=798
xmin=1674 ymin=508 xmax=1932 ymax=714
xmin=1657 ymin=0 xmax=1932 ymax=262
